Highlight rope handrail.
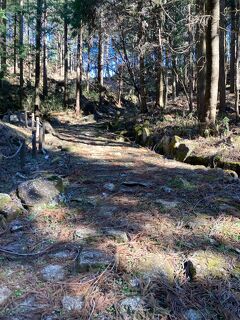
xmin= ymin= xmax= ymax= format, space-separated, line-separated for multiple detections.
xmin=0 ymin=141 xmax=24 ymax=159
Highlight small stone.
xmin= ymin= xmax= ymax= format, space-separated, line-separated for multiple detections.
xmin=120 ymin=296 xmax=144 ymax=313
xmin=9 ymin=220 xmax=24 ymax=233
xmin=74 ymin=226 xmax=100 ymax=240
xmin=62 ymin=295 xmax=84 ymax=312
xmin=49 ymin=250 xmax=73 ymax=259
xmin=162 ymin=186 xmax=173 ymax=193
xmin=155 ymin=199 xmax=179 ymax=209
xmin=184 ymin=309 xmax=203 ymax=320
xmin=103 ymin=229 xmax=128 ymax=242
xmin=98 ymin=206 xmax=117 ymax=218
xmin=41 ymin=265 xmax=65 ymax=282
xmin=0 ymin=287 xmax=12 ymax=305
xmin=129 ymin=278 xmax=140 ymax=288
xmin=103 ymin=183 xmax=116 ymax=192
xmin=77 ymin=249 xmax=114 ymax=272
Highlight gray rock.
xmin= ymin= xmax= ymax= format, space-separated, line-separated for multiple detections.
xmin=17 ymin=178 xmax=62 ymax=208
xmin=103 ymin=229 xmax=128 ymax=242
xmin=174 ymin=143 xmax=193 ymax=162
xmin=0 ymin=193 xmax=11 ymax=210
xmin=41 ymin=265 xmax=65 ymax=282
xmin=9 ymin=220 xmax=24 ymax=233
xmin=103 ymin=183 xmax=116 ymax=192
xmin=155 ymin=199 xmax=179 ymax=209
xmin=0 ymin=286 xmax=12 ymax=305
xmin=49 ymin=250 xmax=73 ymax=259
xmin=98 ymin=206 xmax=117 ymax=218
xmin=120 ymin=296 xmax=144 ymax=313
xmin=62 ymin=295 xmax=84 ymax=311
xmin=74 ymin=226 xmax=100 ymax=240
xmin=184 ymin=309 xmax=203 ymax=320
xmin=15 ymin=294 xmax=46 ymax=313
xmin=77 ymin=249 xmax=114 ymax=272
xmin=129 ymin=278 xmax=140 ymax=288
xmin=0 ymin=194 xmax=23 ymax=224
xmin=162 ymin=186 xmax=173 ymax=194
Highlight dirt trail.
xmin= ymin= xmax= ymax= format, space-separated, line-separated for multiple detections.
xmin=0 ymin=116 xmax=239 ymax=320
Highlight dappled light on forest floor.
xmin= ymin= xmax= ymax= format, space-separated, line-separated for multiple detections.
xmin=0 ymin=116 xmax=239 ymax=320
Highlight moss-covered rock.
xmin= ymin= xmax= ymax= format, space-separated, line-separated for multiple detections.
xmin=174 ymin=143 xmax=193 ymax=162
xmin=0 ymin=194 xmax=11 ymax=210
xmin=0 ymin=193 xmax=24 ymax=222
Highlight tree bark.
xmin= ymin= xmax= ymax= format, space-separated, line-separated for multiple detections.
xmin=86 ymin=37 xmax=92 ymax=93
xmin=98 ymin=15 xmax=104 ymax=107
xmin=202 ymin=0 xmax=220 ymax=126
xmin=138 ymin=0 xmax=147 ymax=113
xmin=0 ymin=0 xmax=7 ymax=88
xmin=19 ymin=0 xmax=24 ymax=109
xmin=197 ymin=1 xmax=206 ymax=121
xmin=230 ymin=0 xmax=236 ymax=93
xmin=13 ymin=12 xmax=17 ymax=75
xmin=63 ymin=0 xmax=68 ymax=109
xmin=42 ymin=0 xmax=48 ymax=99
xmin=75 ymin=24 xmax=83 ymax=117
xmin=188 ymin=4 xmax=194 ymax=112
xmin=219 ymin=0 xmax=226 ymax=113
xmin=235 ymin=1 xmax=240 ymax=120
xmin=34 ymin=0 xmax=43 ymax=110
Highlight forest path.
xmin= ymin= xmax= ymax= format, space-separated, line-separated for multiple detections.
xmin=0 ymin=115 xmax=240 ymax=319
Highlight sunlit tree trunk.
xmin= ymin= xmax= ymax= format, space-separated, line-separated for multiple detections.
xmin=197 ymin=1 xmax=206 ymax=121
xmin=138 ymin=0 xmax=147 ymax=113
xmin=42 ymin=0 xmax=48 ymax=99
xmin=188 ymin=4 xmax=194 ymax=112
xmin=34 ymin=0 xmax=43 ymax=110
xmin=86 ymin=38 xmax=91 ymax=93
xmin=76 ymin=24 xmax=83 ymax=117
xmin=219 ymin=0 xmax=226 ymax=113
xmin=202 ymin=0 xmax=220 ymax=126
xmin=63 ymin=0 xmax=68 ymax=109
xmin=235 ymin=1 xmax=240 ymax=120
xmin=19 ymin=0 xmax=24 ymax=109
xmin=230 ymin=0 xmax=236 ymax=93
xmin=13 ymin=12 xmax=17 ymax=75
xmin=98 ymin=14 xmax=104 ymax=106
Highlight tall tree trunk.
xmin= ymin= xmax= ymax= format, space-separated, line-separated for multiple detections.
xmin=105 ymin=34 xmax=111 ymax=78
xmin=86 ymin=37 xmax=92 ymax=93
xmin=235 ymin=1 xmax=240 ymax=120
xmin=98 ymin=16 xmax=104 ymax=107
xmin=0 ymin=0 xmax=7 ymax=88
xmin=138 ymin=0 xmax=147 ymax=113
xmin=63 ymin=0 xmax=68 ymax=109
xmin=202 ymin=0 xmax=220 ymax=126
xmin=156 ymin=26 xmax=165 ymax=109
xmin=188 ymin=4 xmax=194 ymax=112
xmin=219 ymin=0 xmax=226 ymax=113
xmin=75 ymin=24 xmax=83 ymax=117
xmin=42 ymin=0 xmax=48 ymax=99
xmin=197 ymin=1 xmax=206 ymax=121
xmin=34 ymin=0 xmax=43 ymax=110
xmin=13 ymin=12 xmax=17 ymax=75
xmin=172 ymin=55 xmax=177 ymax=101
xmin=230 ymin=0 xmax=236 ymax=93
xmin=19 ymin=0 xmax=24 ymax=109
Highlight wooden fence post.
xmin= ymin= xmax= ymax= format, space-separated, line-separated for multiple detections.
xmin=32 ymin=129 xmax=37 ymax=158
xmin=31 ymin=112 xmax=35 ymax=129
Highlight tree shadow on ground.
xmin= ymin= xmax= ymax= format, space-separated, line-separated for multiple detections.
xmin=0 ymin=119 xmax=239 ymax=320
